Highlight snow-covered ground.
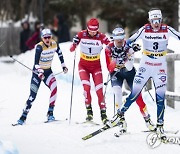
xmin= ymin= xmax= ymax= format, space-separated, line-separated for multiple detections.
xmin=0 ymin=42 xmax=180 ymax=154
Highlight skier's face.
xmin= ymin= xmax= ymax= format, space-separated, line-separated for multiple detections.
xmin=88 ymin=30 xmax=98 ymax=37
xmin=150 ymin=18 xmax=162 ymax=32
xmin=114 ymin=39 xmax=124 ymax=48
xmin=42 ymin=36 xmax=52 ymax=46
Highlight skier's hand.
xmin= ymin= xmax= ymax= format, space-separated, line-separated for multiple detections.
xmin=108 ymin=60 xmax=116 ymax=73
xmin=73 ymin=35 xmax=80 ymax=45
xmin=63 ymin=66 xmax=68 ymax=74
xmin=70 ymin=44 xmax=76 ymax=52
xmin=35 ymin=65 xmax=45 ymax=80
xmin=132 ymin=43 xmax=141 ymax=52
xmin=38 ymin=72 xmax=45 ymax=80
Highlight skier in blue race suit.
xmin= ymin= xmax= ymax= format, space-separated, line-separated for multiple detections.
xmin=16 ymin=28 xmax=68 ymax=125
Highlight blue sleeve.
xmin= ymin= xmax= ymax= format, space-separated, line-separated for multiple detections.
xmin=56 ymin=43 xmax=65 ymax=65
xmin=33 ymin=44 xmax=42 ymax=69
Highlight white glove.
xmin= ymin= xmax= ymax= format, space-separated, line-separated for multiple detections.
xmin=35 ymin=65 xmax=44 ymax=80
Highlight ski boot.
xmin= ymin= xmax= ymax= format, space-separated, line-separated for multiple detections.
xmin=100 ymin=109 xmax=109 ymax=125
xmin=144 ymin=115 xmax=156 ymax=131
xmin=156 ymin=123 xmax=167 ymax=142
xmin=114 ymin=117 xmax=127 ymax=137
xmin=118 ymin=116 xmax=127 ymax=133
xmin=17 ymin=111 xmax=28 ymax=125
xmin=107 ymin=111 xmax=125 ymax=128
xmin=47 ymin=106 xmax=55 ymax=121
xmin=86 ymin=105 xmax=93 ymax=121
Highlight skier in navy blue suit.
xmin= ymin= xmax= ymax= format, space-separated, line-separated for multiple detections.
xmin=17 ymin=29 xmax=68 ymax=125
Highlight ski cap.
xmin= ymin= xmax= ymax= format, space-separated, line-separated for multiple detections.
xmin=112 ymin=27 xmax=125 ymax=40
xmin=87 ymin=18 xmax=99 ymax=32
xmin=148 ymin=9 xmax=162 ymax=20
xmin=41 ymin=28 xmax=52 ymax=38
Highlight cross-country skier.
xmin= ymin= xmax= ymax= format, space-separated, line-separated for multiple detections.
xmin=108 ymin=8 xmax=180 ymax=138
xmin=70 ymin=18 xmax=110 ymax=124
xmin=16 ymin=28 xmax=68 ymax=125
xmin=105 ymin=27 xmax=155 ymax=133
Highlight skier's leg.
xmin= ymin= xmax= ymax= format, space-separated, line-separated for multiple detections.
xmin=44 ymin=71 xmax=57 ymax=121
xmin=92 ymin=68 xmax=108 ymax=124
xmin=18 ymin=73 xmax=41 ymax=124
xmin=121 ymin=67 xmax=147 ymax=114
xmin=153 ymin=66 xmax=167 ymax=134
xmin=78 ymin=64 xmax=92 ymax=121
xmin=110 ymin=71 xmax=123 ymax=110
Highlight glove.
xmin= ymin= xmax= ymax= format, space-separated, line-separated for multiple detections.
xmin=108 ymin=60 xmax=116 ymax=73
xmin=62 ymin=66 xmax=68 ymax=74
xmin=132 ymin=43 xmax=141 ymax=52
xmin=70 ymin=44 xmax=76 ymax=52
xmin=38 ymin=72 xmax=45 ymax=80
xmin=72 ymin=35 xmax=80 ymax=45
xmin=35 ymin=65 xmax=44 ymax=80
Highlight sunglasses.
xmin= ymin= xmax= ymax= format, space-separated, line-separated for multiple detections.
xmin=150 ymin=19 xmax=162 ymax=24
xmin=43 ymin=36 xmax=51 ymax=40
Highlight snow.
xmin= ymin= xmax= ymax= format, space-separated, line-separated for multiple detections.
xmin=0 ymin=42 xmax=180 ymax=154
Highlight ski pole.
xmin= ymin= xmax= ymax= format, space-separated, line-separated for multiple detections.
xmin=54 ymin=71 xmax=64 ymax=76
xmin=113 ymin=94 xmax=116 ymax=115
xmin=10 ymin=55 xmax=63 ymax=76
xmin=69 ymin=50 xmax=76 ymax=124
xmin=147 ymin=89 xmax=155 ymax=102
xmin=104 ymin=69 xmax=120 ymax=86
xmin=144 ymin=85 xmax=155 ymax=102
xmin=103 ymin=73 xmax=110 ymax=98
xmin=9 ymin=55 xmax=39 ymax=75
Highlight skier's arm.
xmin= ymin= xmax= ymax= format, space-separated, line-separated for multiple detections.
xmin=70 ymin=32 xmax=81 ymax=52
xmin=105 ymin=45 xmax=116 ymax=73
xmin=34 ymin=44 xmax=42 ymax=68
xmin=168 ymin=26 xmax=180 ymax=40
xmin=124 ymin=48 xmax=135 ymax=71
xmin=56 ymin=43 xmax=68 ymax=73
xmin=101 ymin=33 xmax=110 ymax=45
xmin=33 ymin=44 xmax=45 ymax=79
xmin=127 ymin=26 xmax=145 ymax=47
xmin=105 ymin=46 xmax=112 ymax=70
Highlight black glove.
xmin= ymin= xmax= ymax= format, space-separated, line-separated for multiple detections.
xmin=73 ymin=35 xmax=80 ymax=45
xmin=132 ymin=44 xmax=141 ymax=52
xmin=63 ymin=66 xmax=68 ymax=73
